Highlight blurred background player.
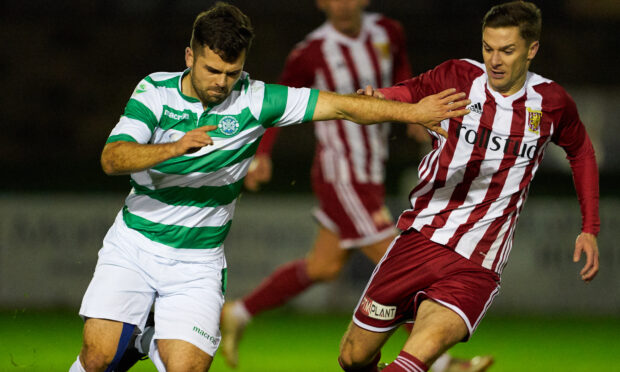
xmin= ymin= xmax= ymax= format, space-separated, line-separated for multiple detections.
xmin=221 ymin=1 xmax=492 ymax=371
xmin=338 ymin=2 xmax=600 ymax=371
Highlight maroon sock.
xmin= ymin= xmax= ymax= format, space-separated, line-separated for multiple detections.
xmin=242 ymin=259 xmax=314 ymax=316
xmin=338 ymin=352 xmax=381 ymax=372
xmin=382 ymin=351 xmax=428 ymax=372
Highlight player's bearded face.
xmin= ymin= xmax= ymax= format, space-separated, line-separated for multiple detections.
xmin=482 ymin=26 xmax=539 ymax=96
xmin=185 ymin=46 xmax=245 ymax=105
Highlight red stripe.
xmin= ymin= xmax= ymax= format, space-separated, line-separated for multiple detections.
xmin=364 ymin=35 xmax=383 ymax=88
xmin=396 ymin=119 xmax=459 ymax=231
xmin=314 ymin=42 xmax=353 ymax=182
xmin=418 ymin=93 xmax=498 ymax=238
xmin=466 ymin=95 xmax=527 ymax=265
xmin=491 ymin=99 xmax=555 ymax=271
xmin=339 ymin=43 xmax=371 ymax=182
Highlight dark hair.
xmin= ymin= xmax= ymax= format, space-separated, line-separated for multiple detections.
xmin=482 ymin=1 xmax=542 ymax=44
xmin=190 ymin=2 xmax=254 ymax=62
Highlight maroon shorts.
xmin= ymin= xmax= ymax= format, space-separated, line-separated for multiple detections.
xmin=353 ymin=229 xmax=500 ymax=339
xmin=312 ymin=176 xmax=396 ymax=249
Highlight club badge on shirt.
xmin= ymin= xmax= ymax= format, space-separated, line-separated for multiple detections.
xmin=526 ymin=107 xmax=542 ymax=134
xmin=218 ymin=116 xmax=240 ymax=136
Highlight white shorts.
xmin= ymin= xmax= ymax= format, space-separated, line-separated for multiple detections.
xmin=79 ymin=230 xmax=227 ymax=356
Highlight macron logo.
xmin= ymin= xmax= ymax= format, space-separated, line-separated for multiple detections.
xmin=164 ymin=109 xmax=190 ymax=121
xmin=468 ymin=102 xmax=483 ymax=114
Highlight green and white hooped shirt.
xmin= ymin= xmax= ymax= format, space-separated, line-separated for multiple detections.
xmin=105 ymin=70 xmax=318 ymax=260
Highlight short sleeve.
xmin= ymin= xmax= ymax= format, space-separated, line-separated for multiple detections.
xmin=106 ymin=77 xmax=162 ymax=144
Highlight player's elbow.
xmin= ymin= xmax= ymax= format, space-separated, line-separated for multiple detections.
xmin=100 ymin=142 xmax=124 ymax=175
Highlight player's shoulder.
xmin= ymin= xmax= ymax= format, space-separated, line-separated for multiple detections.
xmin=527 ymin=72 xmax=573 ymax=108
xmin=142 ymin=71 xmax=183 ymax=89
xmin=429 ymin=59 xmax=485 ymax=84
xmin=449 ymin=59 xmax=486 ymax=75
xmin=369 ymin=12 xmax=405 ymax=33
xmin=287 ymin=27 xmax=327 ymax=61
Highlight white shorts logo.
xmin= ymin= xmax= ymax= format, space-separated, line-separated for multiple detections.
xmin=359 ymin=295 xmax=396 ymax=320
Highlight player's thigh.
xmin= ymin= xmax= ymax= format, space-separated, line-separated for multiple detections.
xmin=305 ymin=226 xmax=351 ymax=280
xmin=360 ymin=235 xmax=395 ymax=264
xmin=339 ymin=321 xmax=394 ymax=365
xmin=157 ymin=338 xmax=212 ymax=372
xmin=154 ymin=257 xmax=226 ymax=359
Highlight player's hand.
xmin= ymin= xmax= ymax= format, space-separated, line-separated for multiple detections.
xmin=414 ymin=88 xmax=471 ymax=138
xmin=573 ymin=232 xmax=599 ymax=283
xmin=356 ymin=85 xmax=385 ymax=99
xmin=172 ymin=125 xmax=217 ymax=155
xmin=244 ymin=154 xmax=273 ymax=191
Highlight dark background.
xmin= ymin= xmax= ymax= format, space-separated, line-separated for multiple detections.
xmin=2 ymin=0 xmax=618 ymax=195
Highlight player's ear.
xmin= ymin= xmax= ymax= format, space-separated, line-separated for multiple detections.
xmin=527 ymin=40 xmax=539 ymax=61
xmin=185 ymin=47 xmax=194 ymax=69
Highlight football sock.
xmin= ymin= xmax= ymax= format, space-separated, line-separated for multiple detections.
xmin=429 ymin=353 xmax=451 ymax=372
xmin=382 ymin=351 xmax=428 ymax=372
xmin=69 ymin=356 xmax=86 ymax=372
xmin=242 ymin=259 xmax=313 ymax=316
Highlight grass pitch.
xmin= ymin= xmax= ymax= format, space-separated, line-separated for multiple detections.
xmin=1 ymin=309 xmax=619 ymax=371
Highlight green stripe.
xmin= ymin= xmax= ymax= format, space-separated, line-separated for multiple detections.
xmin=303 ymin=89 xmax=320 ymax=122
xmin=259 ymin=84 xmax=289 ymax=128
xmin=154 ymin=139 xmax=260 ymax=174
xmin=124 ymin=99 xmax=157 ymax=132
xmin=130 ymin=179 xmax=243 ymax=208
xmin=106 ymin=134 xmax=137 ymax=144
xmin=160 ymin=105 xmax=198 ymax=131
xmin=122 ymin=206 xmax=232 ymax=249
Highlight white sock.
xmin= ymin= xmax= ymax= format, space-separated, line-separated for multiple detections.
xmin=68 ymin=356 xmax=86 ymax=372
xmin=149 ymin=339 xmax=166 ymax=372
xmin=233 ymin=301 xmax=252 ymax=325
xmin=430 ymin=353 xmax=452 ymax=372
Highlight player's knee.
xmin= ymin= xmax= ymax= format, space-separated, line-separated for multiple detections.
xmin=163 ymin=355 xmax=212 ymax=372
xmin=80 ymin=346 xmax=114 ymax=371
xmin=306 ymin=260 xmax=344 ymax=282
xmin=338 ymin=337 xmax=372 ymax=370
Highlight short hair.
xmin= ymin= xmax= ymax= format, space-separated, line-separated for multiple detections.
xmin=190 ymin=2 xmax=255 ymax=62
xmin=482 ymin=1 xmax=542 ymax=44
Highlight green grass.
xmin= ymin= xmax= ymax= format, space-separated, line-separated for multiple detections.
xmin=1 ymin=309 xmax=619 ymax=371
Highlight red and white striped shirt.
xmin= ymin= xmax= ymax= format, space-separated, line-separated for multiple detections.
xmin=257 ymin=12 xmax=411 ymax=184
xmin=380 ymin=59 xmax=599 ymax=274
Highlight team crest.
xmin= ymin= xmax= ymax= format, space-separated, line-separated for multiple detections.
xmin=373 ymin=42 xmax=391 ymax=59
xmin=526 ymin=107 xmax=542 ymax=134
xmin=218 ymin=116 xmax=240 ymax=136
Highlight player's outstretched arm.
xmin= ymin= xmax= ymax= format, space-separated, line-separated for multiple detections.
xmin=573 ymin=232 xmax=599 ymax=283
xmin=101 ymin=125 xmax=217 ymax=175
xmin=312 ymin=88 xmax=470 ymax=138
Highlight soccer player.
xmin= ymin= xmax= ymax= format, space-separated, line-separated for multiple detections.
xmin=222 ymin=0 xmax=491 ymax=371
xmin=68 ymin=3 xmax=471 ymax=372
xmin=337 ymin=2 xmax=600 ymax=371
